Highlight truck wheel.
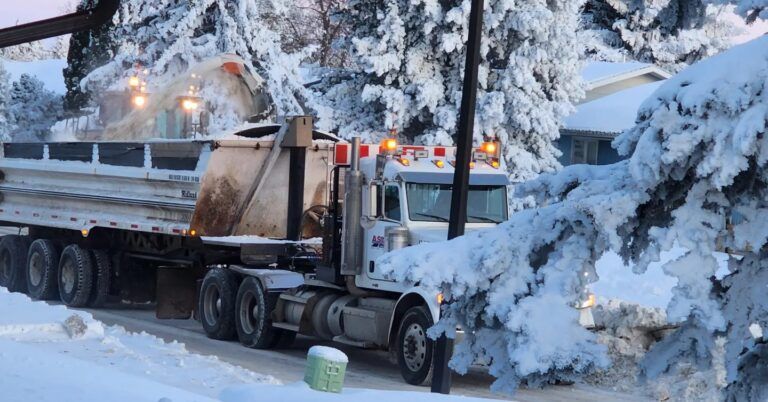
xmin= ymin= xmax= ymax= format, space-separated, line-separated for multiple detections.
xmin=58 ymin=244 xmax=93 ymax=307
xmin=199 ymin=267 xmax=238 ymax=340
xmin=235 ymin=277 xmax=278 ymax=349
xmin=397 ymin=306 xmax=435 ymax=386
xmin=88 ymin=250 xmax=112 ymax=307
xmin=0 ymin=235 xmax=30 ymax=293
xmin=26 ymin=239 xmax=59 ymax=300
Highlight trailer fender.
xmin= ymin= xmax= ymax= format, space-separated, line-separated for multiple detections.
xmin=387 ymin=287 xmax=441 ymax=349
xmin=228 ymin=265 xmax=303 ymax=291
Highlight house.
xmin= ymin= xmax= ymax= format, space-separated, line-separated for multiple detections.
xmin=557 ymin=61 xmax=671 ymax=166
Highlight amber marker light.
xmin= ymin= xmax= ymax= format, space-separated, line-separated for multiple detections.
xmin=481 ymin=141 xmax=497 ymax=154
xmin=433 ymin=160 xmax=445 ymax=168
xmin=382 ymin=138 xmax=398 ymax=153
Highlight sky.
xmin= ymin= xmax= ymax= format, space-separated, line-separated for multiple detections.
xmin=0 ymin=1 xmax=765 ymax=45
xmin=0 ymin=0 xmax=73 ymax=29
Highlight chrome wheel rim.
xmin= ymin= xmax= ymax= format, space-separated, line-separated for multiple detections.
xmin=29 ymin=252 xmax=43 ymax=287
xmin=239 ymin=291 xmax=258 ymax=335
xmin=403 ymin=323 xmax=427 ymax=372
xmin=203 ymin=285 xmax=222 ymax=326
xmin=61 ymin=259 xmax=76 ymax=295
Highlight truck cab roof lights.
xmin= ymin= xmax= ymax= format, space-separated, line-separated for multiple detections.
xmin=480 ymin=141 xmax=497 ymax=154
xmin=433 ymin=160 xmax=445 ymax=168
xmin=397 ymin=157 xmax=410 ymax=166
xmin=381 ymin=138 xmax=398 ymax=154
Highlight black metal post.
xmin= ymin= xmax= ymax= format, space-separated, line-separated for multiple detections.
xmin=286 ymin=147 xmax=306 ymax=241
xmin=431 ymin=0 xmax=485 ymax=394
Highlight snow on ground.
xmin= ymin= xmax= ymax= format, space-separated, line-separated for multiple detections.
xmin=2 ymin=57 xmax=66 ymax=94
xmin=0 ymin=287 xmax=504 ymax=402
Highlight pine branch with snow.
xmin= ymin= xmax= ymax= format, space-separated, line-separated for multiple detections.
xmin=378 ymin=36 xmax=768 ymax=396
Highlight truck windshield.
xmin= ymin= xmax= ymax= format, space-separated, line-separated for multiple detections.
xmin=405 ymin=183 xmax=507 ymax=223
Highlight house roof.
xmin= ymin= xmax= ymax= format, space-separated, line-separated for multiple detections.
xmin=581 ymin=61 xmax=671 ymax=90
xmin=564 ymin=81 xmax=663 ymax=136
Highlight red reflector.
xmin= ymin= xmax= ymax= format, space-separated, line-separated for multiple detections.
xmin=434 ymin=147 xmax=446 ymax=157
xmin=131 ymin=224 xmax=139 ymax=229
xmin=90 ymin=220 xmax=97 ymax=224
xmin=360 ymin=145 xmax=370 ymax=158
xmin=335 ymin=144 xmax=349 ymax=165
xmin=152 ymin=227 xmax=161 ymax=232
xmin=110 ymin=222 xmax=118 ymax=227
xmin=172 ymin=229 xmax=181 ymax=234
xmin=70 ymin=217 xmax=77 ymax=222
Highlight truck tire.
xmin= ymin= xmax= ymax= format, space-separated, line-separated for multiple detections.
xmin=396 ymin=306 xmax=435 ymax=386
xmin=235 ymin=277 xmax=278 ymax=349
xmin=58 ymin=244 xmax=93 ymax=307
xmin=26 ymin=239 xmax=59 ymax=300
xmin=0 ymin=235 xmax=30 ymax=293
xmin=199 ymin=267 xmax=238 ymax=340
xmin=88 ymin=250 xmax=112 ymax=307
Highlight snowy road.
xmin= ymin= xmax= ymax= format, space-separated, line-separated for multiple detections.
xmin=70 ymin=304 xmax=649 ymax=402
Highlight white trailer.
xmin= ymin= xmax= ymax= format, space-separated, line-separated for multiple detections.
xmin=0 ymin=116 xmax=592 ymax=384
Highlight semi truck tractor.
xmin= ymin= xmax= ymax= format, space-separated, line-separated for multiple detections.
xmin=0 ymin=116 xmax=592 ymax=384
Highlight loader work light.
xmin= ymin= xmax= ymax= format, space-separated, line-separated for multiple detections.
xmin=181 ymin=98 xmax=199 ymax=112
xmin=132 ymin=94 xmax=147 ymax=108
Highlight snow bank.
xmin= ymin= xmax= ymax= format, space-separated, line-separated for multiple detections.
xmin=1 ymin=58 xmax=66 ymax=94
xmin=0 ymin=288 xmax=507 ymax=402
xmin=0 ymin=288 xmax=276 ymax=401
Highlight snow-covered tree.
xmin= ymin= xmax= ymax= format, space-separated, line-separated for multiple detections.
xmin=315 ymin=0 xmax=585 ymax=183
xmin=582 ymin=0 xmax=737 ymax=71
xmin=272 ymin=0 xmax=349 ymax=67
xmin=63 ymin=0 xmax=117 ymax=112
xmin=378 ymin=35 xmax=768 ymax=396
xmin=0 ymin=41 xmax=51 ymax=62
xmin=81 ymin=0 xmax=309 ymax=135
xmin=7 ymin=74 xmax=63 ymax=141
xmin=0 ymin=61 xmax=13 ymax=140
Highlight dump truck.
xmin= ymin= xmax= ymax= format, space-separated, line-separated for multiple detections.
xmin=0 ymin=117 xmax=592 ymax=384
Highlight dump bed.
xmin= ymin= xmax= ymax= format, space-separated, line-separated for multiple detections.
xmin=0 ymin=138 xmax=334 ymax=238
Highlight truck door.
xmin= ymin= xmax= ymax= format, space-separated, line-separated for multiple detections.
xmin=364 ymin=183 xmax=402 ymax=281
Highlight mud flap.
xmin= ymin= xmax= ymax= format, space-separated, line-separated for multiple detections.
xmin=156 ymin=268 xmax=198 ymax=319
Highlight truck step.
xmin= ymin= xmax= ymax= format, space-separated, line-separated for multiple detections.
xmin=272 ymin=322 xmax=300 ymax=332
xmin=332 ymin=335 xmax=375 ymax=349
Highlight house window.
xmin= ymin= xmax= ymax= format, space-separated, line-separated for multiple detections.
xmin=571 ymin=138 xmax=599 ymax=165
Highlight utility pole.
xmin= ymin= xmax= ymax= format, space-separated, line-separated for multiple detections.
xmin=431 ymin=0 xmax=485 ymax=394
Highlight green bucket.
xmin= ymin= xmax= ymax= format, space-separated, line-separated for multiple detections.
xmin=304 ymin=346 xmax=348 ymax=393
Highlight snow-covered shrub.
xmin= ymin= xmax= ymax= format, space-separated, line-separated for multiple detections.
xmin=82 ymin=0 xmax=310 ymax=135
xmin=316 ymin=0 xmax=585 ymax=183
xmin=7 ymin=74 xmax=63 ymax=141
xmin=378 ymin=36 xmax=768 ymax=395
